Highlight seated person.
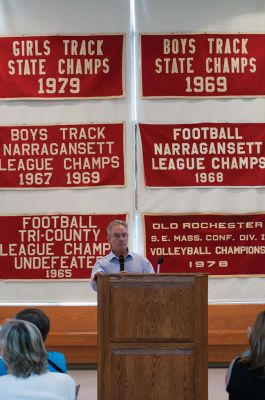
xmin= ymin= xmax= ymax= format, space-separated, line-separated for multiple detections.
xmin=226 ymin=310 xmax=265 ymax=400
xmin=0 ymin=308 xmax=66 ymax=375
xmin=0 ymin=319 xmax=76 ymax=400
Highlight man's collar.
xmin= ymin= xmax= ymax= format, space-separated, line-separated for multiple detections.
xmin=108 ymin=249 xmax=133 ymax=260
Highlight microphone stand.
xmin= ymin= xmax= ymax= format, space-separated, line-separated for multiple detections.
xmin=119 ymin=255 xmax=125 ymax=272
xmin=157 ymin=257 xmax=164 ymax=273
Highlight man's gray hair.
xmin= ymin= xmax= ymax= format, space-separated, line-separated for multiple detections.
xmin=0 ymin=319 xmax=47 ymax=377
xmin=107 ymin=219 xmax=128 ymax=237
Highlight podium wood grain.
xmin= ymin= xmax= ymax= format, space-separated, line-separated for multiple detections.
xmin=1 ymin=302 xmax=257 ymax=364
xmin=97 ymin=274 xmax=208 ymax=400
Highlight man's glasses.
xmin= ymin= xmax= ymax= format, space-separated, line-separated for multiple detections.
xmin=111 ymin=233 xmax=128 ymax=239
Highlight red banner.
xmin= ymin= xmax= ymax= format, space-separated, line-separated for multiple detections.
xmin=139 ymin=123 xmax=265 ymax=187
xmin=0 ymin=35 xmax=124 ymax=99
xmin=144 ymin=213 xmax=265 ymax=275
xmin=141 ymin=33 xmax=265 ymax=97
xmin=0 ymin=213 xmax=127 ymax=279
xmin=0 ymin=123 xmax=125 ymax=189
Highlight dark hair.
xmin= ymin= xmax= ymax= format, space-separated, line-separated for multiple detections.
xmin=241 ymin=310 xmax=265 ymax=375
xmin=15 ymin=308 xmax=50 ymax=342
xmin=0 ymin=319 xmax=47 ymax=377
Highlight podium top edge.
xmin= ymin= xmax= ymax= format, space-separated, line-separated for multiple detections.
xmin=96 ymin=273 xmax=208 ymax=279
xmin=97 ymin=273 xmax=208 ymax=276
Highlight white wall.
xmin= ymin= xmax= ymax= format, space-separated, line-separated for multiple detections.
xmin=0 ymin=0 xmax=265 ymax=304
xmin=0 ymin=0 xmax=132 ymax=303
xmin=135 ymin=0 xmax=265 ymax=303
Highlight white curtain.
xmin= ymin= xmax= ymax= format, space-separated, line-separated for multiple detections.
xmin=0 ymin=0 xmax=265 ymax=303
xmin=0 ymin=0 xmax=132 ymax=303
xmin=135 ymin=0 xmax=265 ymax=303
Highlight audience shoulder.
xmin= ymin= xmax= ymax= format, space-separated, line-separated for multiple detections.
xmin=47 ymin=371 xmax=76 ymax=388
xmin=225 ymin=357 xmax=239 ymax=387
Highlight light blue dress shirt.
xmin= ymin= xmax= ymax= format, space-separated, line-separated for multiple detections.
xmin=90 ymin=250 xmax=154 ymax=290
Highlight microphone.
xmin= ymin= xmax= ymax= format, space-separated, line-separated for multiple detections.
xmin=157 ymin=257 xmax=164 ymax=273
xmin=119 ymin=255 xmax=125 ymax=272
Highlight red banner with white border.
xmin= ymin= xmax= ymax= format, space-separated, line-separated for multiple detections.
xmin=0 ymin=213 xmax=127 ymax=279
xmin=141 ymin=33 xmax=265 ymax=97
xmin=0 ymin=34 xmax=124 ymax=99
xmin=0 ymin=123 xmax=125 ymax=189
xmin=139 ymin=123 xmax=265 ymax=187
xmin=144 ymin=213 xmax=265 ymax=275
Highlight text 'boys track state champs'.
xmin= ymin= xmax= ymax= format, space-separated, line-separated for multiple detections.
xmin=141 ymin=33 xmax=265 ymax=97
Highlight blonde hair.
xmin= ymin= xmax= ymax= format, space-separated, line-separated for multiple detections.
xmin=0 ymin=319 xmax=47 ymax=377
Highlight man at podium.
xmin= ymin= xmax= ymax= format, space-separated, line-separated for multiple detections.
xmin=90 ymin=219 xmax=154 ymax=290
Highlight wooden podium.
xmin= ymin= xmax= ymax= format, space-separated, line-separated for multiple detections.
xmin=97 ymin=273 xmax=208 ymax=400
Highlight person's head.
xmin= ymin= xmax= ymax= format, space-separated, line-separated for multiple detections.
xmin=241 ymin=311 xmax=265 ymax=376
xmin=249 ymin=311 xmax=265 ymax=358
xmin=107 ymin=219 xmax=128 ymax=256
xmin=0 ymin=319 xmax=47 ymax=377
xmin=15 ymin=308 xmax=50 ymax=342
